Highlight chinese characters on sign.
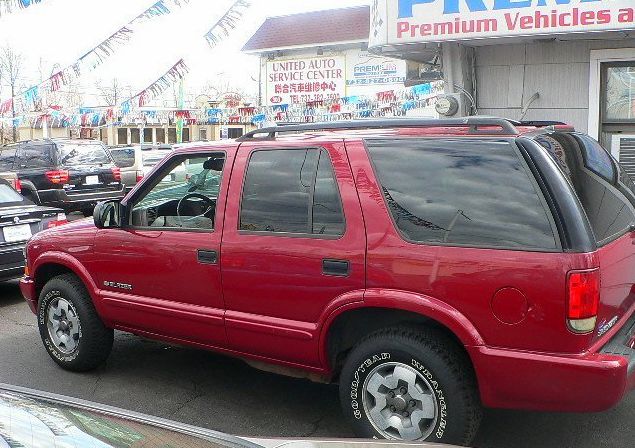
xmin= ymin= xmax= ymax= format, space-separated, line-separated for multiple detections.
xmin=266 ymin=56 xmax=346 ymax=106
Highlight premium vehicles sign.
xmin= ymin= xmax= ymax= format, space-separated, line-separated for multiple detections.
xmin=370 ymin=0 xmax=635 ymax=46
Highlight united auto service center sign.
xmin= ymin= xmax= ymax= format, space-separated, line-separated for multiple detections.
xmin=370 ymin=0 xmax=635 ymax=46
xmin=266 ymin=56 xmax=346 ymax=106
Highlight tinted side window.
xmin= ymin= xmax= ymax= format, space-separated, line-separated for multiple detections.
xmin=18 ymin=144 xmax=53 ymax=169
xmin=240 ymin=148 xmax=345 ymax=236
xmin=240 ymin=149 xmax=318 ymax=234
xmin=312 ymin=151 xmax=345 ymax=235
xmin=366 ymin=138 xmax=558 ymax=250
xmin=0 ymin=147 xmax=17 ymax=170
xmin=110 ymin=147 xmax=135 ymax=168
xmin=536 ymin=133 xmax=635 ymax=245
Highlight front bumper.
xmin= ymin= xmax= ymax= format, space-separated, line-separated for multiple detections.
xmin=470 ymin=312 xmax=635 ymax=412
xmin=19 ymin=276 xmax=37 ymax=314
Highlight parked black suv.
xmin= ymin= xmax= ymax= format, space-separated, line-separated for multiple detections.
xmin=0 ymin=139 xmax=125 ymax=215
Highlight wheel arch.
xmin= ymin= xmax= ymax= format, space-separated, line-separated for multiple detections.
xmin=320 ymin=288 xmax=485 ymax=378
xmin=33 ymin=252 xmax=100 ymax=308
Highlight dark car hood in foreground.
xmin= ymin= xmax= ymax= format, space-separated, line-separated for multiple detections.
xmin=0 ymin=384 xmax=458 ymax=448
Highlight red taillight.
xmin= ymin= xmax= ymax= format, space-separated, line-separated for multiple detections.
xmin=45 ymin=170 xmax=69 ymax=184
xmin=47 ymin=212 xmax=68 ymax=228
xmin=13 ymin=178 xmax=22 ymax=193
xmin=136 ymin=170 xmax=144 ymax=183
xmin=111 ymin=167 xmax=121 ymax=182
xmin=567 ymin=269 xmax=600 ymax=333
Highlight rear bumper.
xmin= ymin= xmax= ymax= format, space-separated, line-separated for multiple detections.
xmin=38 ymin=186 xmax=125 ymax=211
xmin=470 ymin=314 xmax=635 ymax=412
xmin=19 ymin=276 xmax=37 ymax=314
xmin=0 ymin=244 xmax=25 ymax=282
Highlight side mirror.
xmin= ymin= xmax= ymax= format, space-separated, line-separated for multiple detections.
xmin=93 ymin=200 xmax=123 ymax=229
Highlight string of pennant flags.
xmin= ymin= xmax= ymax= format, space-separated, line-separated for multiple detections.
xmin=0 ymin=0 xmax=190 ymax=115
xmin=0 ymin=0 xmax=44 ymax=17
xmin=0 ymin=80 xmax=444 ymax=129
xmin=0 ymin=0 xmax=252 ymax=124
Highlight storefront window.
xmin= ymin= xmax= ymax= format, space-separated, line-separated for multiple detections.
xmin=604 ymin=64 xmax=635 ymax=122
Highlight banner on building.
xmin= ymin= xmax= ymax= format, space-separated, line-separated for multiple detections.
xmin=346 ymin=50 xmax=407 ymax=95
xmin=371 ymin=0 xmax=635 ymax=47
xmin=266 ymin=56 xmax=346 ymax=106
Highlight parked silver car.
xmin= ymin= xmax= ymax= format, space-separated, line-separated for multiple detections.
xmin=108 ymin=144 xmax=174 ymax=192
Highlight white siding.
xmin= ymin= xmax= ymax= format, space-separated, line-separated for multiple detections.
xmin=474 ymin=39 xmax=635 ymax=132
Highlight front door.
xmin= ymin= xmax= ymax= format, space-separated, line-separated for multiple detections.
xmin=92 ymin=150 xmax=232 ymax=347
xmin=221 ymin=143 xmax=366 ymax=367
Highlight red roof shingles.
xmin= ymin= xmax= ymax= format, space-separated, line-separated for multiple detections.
xmin=242 ymin=6 xmax=370 ymax=52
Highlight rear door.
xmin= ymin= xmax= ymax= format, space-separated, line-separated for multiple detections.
xmin=221 ymin=142 xmax=366 ymax=367
xmin=535 ymin=133 xmax=635 ymax=341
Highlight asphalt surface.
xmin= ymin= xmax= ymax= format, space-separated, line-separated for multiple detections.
xmin=1 ymin=278 xmax=633 ymax=448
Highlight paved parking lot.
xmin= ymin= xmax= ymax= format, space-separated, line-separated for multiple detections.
xmin=0 ymin=279 xmax=632 ymax=447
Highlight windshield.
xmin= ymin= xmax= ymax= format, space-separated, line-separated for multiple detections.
xmin=0 ymin=183 xmax=23 ymax=203
xmin=58 ymin=143 xmax=111 ymax=167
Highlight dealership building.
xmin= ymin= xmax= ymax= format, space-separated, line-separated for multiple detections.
xmin=370 ymin=0 xmax=635 ymax=170
xmin=242 ymin=6 xmax=441 ymax=120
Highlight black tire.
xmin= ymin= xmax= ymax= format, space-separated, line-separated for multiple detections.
xmin=38 ymin=273 xmax=113 ymax=372
xmin=339 ymin=326 xmax=482 ymax=446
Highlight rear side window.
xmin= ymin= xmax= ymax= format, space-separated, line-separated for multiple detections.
xmin=366 ymin=138 xmax=558 ymax=250
xmin=536 ymin=133 xmax=635 ymax=245
xmin=240 ymin=148 xmax=345 ymax=236
xmin=0 ymin=147 xmax=17 ymax=170
xmin=17 ymin=144 xmax=53 ymax=169
xmin=110 ymin=147 xmax=135 ymax=168
xmin=58 ymin=143 xmax=111 ymax=167
xmin=0 ymin=183 xmax=23 ymax=203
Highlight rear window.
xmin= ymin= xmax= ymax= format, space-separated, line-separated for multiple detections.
xmin=536 ymin=133 xmax=635 ymax=245
xmin=0 ymin=183 xmax=23 ymax=203
xmin=365 ymin=138 xmax=558 ymax=251
xmin=58 ymin=143 xmax=111 ymax=167
xmin=109 ymin=147 xmax=135 ymax=168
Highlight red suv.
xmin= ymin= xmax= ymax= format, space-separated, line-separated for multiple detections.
xmin=20 ymin=118 xmax=635 ymax=446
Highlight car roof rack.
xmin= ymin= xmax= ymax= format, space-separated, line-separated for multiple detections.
xmin=236 ymin=117 xmax=521 ymax=141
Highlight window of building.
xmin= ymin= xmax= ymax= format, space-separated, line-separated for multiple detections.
xmin=143 ymin=128 xmax=153 ymax=143
xmin=156 ymin=128 xmax=166 ymax=144
xmin=117 ymin=128 xmax=128 ymax=145
xmin=240 ymin=148 xmax=344 ymax=236
xmin=168 ymin=128 xmax=177 ymax=144
xmin=182 ymin=127 xmax=190 ymax=142
xmin=199 ymin=128 xmax=208 ymax=141
xmin=130 ymin=128 xmax=140 ymax=144
xmin=600 ymin=62 xmax=635 ymax=150
xmin=366 ymin=138 xmax=558 ymax=250
xmin=228 ymin=128 xmax=243 ymax=139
